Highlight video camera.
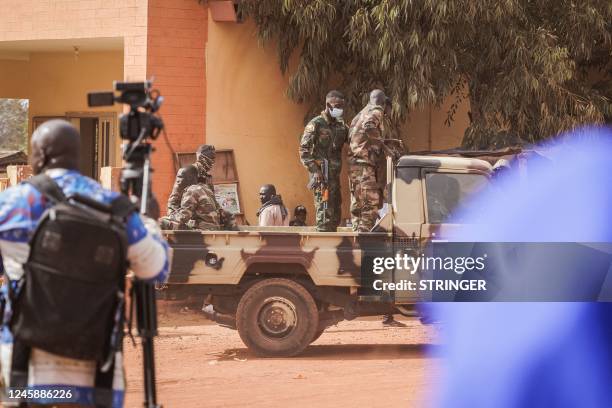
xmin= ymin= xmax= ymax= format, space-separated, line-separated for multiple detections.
xmin=88 ymin=80 xmax=164 ymax=143
xmin=88 ymin=80 xmax=164 ymax=216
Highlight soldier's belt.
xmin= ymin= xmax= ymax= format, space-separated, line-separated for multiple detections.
xmin=348 ymin=160 xmax=376 ymax=167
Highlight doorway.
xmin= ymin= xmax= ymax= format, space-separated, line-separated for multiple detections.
xmin=78 ymin=117 xmax=98 ymax=178
xmin=33 ymin=113 xmax=117 ymax=180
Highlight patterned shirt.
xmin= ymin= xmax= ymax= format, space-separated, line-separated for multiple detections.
xmin=0 ymin=169 xmax=170 ymax=407
xmin=348 ymin=104 xmax=386 ymax=166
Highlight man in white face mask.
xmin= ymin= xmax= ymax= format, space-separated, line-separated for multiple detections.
xmin=299 ymin=90 xmax=349 ymax=231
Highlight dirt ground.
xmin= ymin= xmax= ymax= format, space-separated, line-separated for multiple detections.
xmin=123 ymin=301 xmax=440 ymax=408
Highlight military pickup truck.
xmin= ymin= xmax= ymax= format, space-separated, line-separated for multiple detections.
xmin=163 ymin=155 xmax=492 ymax=356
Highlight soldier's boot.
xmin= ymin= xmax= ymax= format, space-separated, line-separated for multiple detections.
xmin=382 ymin=314 xmax=407 ymax=327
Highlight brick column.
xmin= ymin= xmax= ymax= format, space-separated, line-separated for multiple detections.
xmin=146 ymin=0 xmax=208 ymax=214
xmin=99 ymin=166 xmax=122 ymax=192
xmin=6 ymin=165 xmax=32 ymax=187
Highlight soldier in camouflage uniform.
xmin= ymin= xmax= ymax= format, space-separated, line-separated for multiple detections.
xmin=160 ymin=146 xmax=236 ymax=230
xmin=348 ymin=89 xmax=393 ymax=232
xmin=166 ymin=144 xmax=215 ymax=215
xmin=162 ymin=182 xmax=222 ymax=230
xmin=299 ymin=90 xmax=349 ymax=232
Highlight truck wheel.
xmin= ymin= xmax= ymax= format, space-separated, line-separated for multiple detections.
xmin=236 ymin=278 xmax=319 ymax=357
xmin=311 ymin=329 xmax=325 ymax=343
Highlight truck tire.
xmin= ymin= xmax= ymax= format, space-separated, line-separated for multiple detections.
xmin=311 ymin=329 xmax=325 ymax=343
xmin=236 ymin=278 xmax=319 ymax=357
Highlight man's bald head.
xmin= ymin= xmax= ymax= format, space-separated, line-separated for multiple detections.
xmin=30 ymin=119 xmax=80 ymax=175
xmin=259 ymin=184 xmax=276 ymax=205
xmin=369 ymin=89 xmax=391 ymax=107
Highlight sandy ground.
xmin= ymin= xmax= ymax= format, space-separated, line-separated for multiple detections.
xmin=123 ymin=301 xmax=440 ymax=408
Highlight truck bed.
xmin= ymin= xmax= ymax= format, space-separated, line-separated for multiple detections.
xmin=164 ymin=226 xmax=392 ymax=287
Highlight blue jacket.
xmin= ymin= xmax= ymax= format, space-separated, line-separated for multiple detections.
xmin=0 ymin=169 xmax=170 ymax=407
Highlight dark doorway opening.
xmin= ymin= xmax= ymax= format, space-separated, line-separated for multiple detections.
xmin=79 ymin=117 xmax=98 ymax=179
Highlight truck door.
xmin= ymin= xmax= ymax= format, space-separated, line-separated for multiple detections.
xmin=393 ymin=168 xmax=489 ymax=304
xmin=420 ymin=169 xmax=489 ymax=240
xmin=391 ymin=165 xmax=425 ymax=303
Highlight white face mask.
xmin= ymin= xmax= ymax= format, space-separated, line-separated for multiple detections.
xmin=330 ymin=107 xmax=343 ymax=118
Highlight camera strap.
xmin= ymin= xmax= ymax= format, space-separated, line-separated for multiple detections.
xmin=25 ymin=174 xmax=67 ymax=204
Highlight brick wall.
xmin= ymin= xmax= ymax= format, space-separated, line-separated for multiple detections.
xmin=146 ymin=0 xmax=207 ymax=214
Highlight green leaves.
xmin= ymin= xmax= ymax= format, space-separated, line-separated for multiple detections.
xmin=239 ymin=0 xmax=611 ymax=148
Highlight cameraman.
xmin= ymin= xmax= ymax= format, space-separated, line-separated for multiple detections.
xmin=0 ymin=120 xmax=170 ymax=407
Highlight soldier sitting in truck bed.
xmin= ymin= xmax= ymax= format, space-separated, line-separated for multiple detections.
xmin=166 ymin=144 xmax=215 ymax=216
xmin=160 ymin=146 xmax=235 ymax=230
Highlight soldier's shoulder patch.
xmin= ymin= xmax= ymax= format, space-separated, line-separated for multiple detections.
xmin=186 ymin=183 xmax=206 ymax=194
xmin=370 ymin=106 xmax=384 ymax=117
xmin=366 ymin=109 xmax=383 ymax=122
xmin=304 ymin=122 xmax=316 ymax=133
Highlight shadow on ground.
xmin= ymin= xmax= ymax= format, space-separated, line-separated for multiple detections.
xmin=211 ymin=343 xmax=441 ymax=361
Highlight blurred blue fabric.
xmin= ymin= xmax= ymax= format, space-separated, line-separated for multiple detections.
xmin=431 ymin=127 xmax=612 ymax=408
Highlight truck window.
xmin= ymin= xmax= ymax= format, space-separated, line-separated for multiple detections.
xmin=425 ymin=172 xmax=488 ymax=223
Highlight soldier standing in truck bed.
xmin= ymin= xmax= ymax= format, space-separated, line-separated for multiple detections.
xmin=299 ymin=90 xmax=349 ymax=232
xmin=347 ymin=89 xmax=394 ymax=232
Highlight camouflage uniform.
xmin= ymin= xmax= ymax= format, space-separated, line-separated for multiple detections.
xmin=159 ymin=182 xmax=219 ymax=230
xmin=299 ymin=110 xmax=348 ymax=231
xmin=166 ymin=164 xmax=198 ymax=215
xmin=347 ymin=104 xmax=386 ymax=231
xmin=166 ymin=145 xmax=215 ymax=215
xmin=160 ymin=148 xmax=237 ymax=231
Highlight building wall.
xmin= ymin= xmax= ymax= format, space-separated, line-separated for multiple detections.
xmin=147 ymin=0 xmax=208 ymax=213
xmin=1 ymin=1 xmax=471 ymax=225
xmin=206 ymin=18 xmax=312 ymax=225
xmin=0 ymin=58 xmax=31 ymax=99
xmin=0 ymin=0 xmax=148 ymax=188
xmin=206 ymin=18 xmax=470 ymax=225
xmin=0 ymin=0 xmax=148 ymax=80
xmin=0 ymin=0 xmax=209 ymax=209
xmin=0 ymin=51 xmax=124 ymax=150
xmin=25 ymin=51 xmax=124 ymax=120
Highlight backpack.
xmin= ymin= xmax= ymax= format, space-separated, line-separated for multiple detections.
xmin=10 ymin=174 xmax=134 ymax=363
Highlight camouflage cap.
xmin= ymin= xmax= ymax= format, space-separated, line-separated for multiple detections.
xmin=326 ymin=90 xmax=345 ymax=104
xmin=196 ymin=144 xmax=216 ymax=159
